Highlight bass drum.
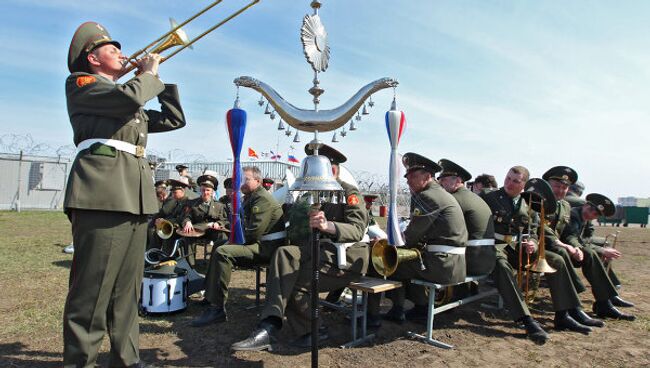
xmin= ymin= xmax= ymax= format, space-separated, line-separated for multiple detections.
xmin=140 ymin=267 xmax=188 ymax=314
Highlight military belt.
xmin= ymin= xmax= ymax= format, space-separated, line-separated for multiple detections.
xmin=261 ymin=231 xmax=286 ymax=241
xmin=426 ymin=244 xmax=466 ymax=255
xmin=77 ymin=138 xmax=146 ymax=158
xmin=466 ymin=238 xmax=495 ymax=247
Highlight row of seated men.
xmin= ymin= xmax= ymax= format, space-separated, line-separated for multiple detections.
xmin=147 ymin=143 xmax=635 ymax=351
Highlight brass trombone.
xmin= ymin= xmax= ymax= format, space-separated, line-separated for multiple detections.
xmin=118 ymin=0 xmax=261 ymax=78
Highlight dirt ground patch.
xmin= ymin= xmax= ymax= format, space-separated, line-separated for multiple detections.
xmin=1 ymin=211 xmax=648 ymax=367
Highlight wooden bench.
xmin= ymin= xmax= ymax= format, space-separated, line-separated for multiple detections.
xmin=321 ymin=276 xmax=402 ymax=348
xmin=406 ymin=274 xmax=499 ymax=349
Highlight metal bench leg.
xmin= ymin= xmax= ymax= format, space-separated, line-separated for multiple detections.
xmin=255 ymin=267 xmax=261 ymax=307
xmin=341 ymin=289 xmax=376 ymax=349
xmin=407 ymin=285 xmax=454 ymax=349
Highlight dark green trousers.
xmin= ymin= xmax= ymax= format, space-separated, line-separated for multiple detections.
xmin=544 ymin=250 xmax=582 ymax=311
xmin=261 ymin=243 xmax=366 ymax=336
xmin=204 ymin=242 xmax=274 ymax=306
xmin=549 ymin=247 xmax=587 ymax=294
xmin=491 ymin=246 xmax=530 ymax=321
xmin=64 ymin=209 xmax=147 ymax=368
xmin=579 ymin=245 xmax=618 ymax=301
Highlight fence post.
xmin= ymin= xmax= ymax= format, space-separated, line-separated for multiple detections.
xmin=15 ymin=150 xmax=23 ymax=212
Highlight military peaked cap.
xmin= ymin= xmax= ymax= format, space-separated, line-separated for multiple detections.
xmin=585 ymin=193 xmax=615 ymax=217
xmin=542 ymin=166 xmax=578 ymax=185
xmin=224 ymin=177 xmax=233 ymax=189
xmin=522 ymin=178 xmax=557 ymax=214
xmin=68 ymin=22 xmax=121 ymax=73
xmin=438 ymin=158 xmax=472 ymax=182
xmin=402 ymin=152 xmax=442 ymax=178
xmin=304 ymin=143 xmax=347 ymax=165
xmin=168 ymin=177 xmax=190 ymax=190
xmin=197 ymin=174 xmax=218 ymax=189
xmin=154 ymin=180 xmax=168 ymax=189
xmin=363 ymin=193 xmax=379 ymax=203
xmin=175 ymin=164 xmax=189 ymax=172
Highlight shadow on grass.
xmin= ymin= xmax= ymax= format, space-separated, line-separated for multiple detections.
xmin=52 ymin=260 xmax=72 ymax=269
xmin=0 ymin=342 xmax=61 ymax=368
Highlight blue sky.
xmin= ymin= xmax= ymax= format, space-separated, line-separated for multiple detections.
xmin=2 ymin=0 xmax=649 ymax=201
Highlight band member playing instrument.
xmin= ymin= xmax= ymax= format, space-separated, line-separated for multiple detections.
xmin=482 ymin=167 xmax=597 ymax=335
xmin=367 ymin=153 xmax=467 ymax=324
xmin=63 ymin=22 xmax=185 ymax=367
xmin=562 ymin=193 xmax=636 ymax=320
xmin=180 ymin=174 xmax=229 ymax=266
xmin=191 ymin=166 xmax=285 ymax=327
xmin=231 ymin=144 xmax=369 ymax=351
xmin=148 ymin=177 xmax=191 ymax=251
xmin=438 ymin=160 xmax=549 ymax=343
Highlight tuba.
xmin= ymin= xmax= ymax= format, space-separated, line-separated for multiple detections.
xmin=156 ymin=219 xmax=177 ymax=240
xmin=371 ymin=239 xmax=424 ymax=278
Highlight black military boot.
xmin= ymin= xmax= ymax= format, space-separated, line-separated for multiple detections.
xmin=554 ymin=310 xmax=592 ymax=335
xmin=569 ymin=308 xmax=605 ymax=328
xmin=519 ymin=316 xmax=549 ymax=344
xmin=190 ymin=305 xmax=227 ymax=327
xmin=405 ymin=304 xmax=429 ymax=323
xmin=611 ymin=295 xmax=635 ymax=308
xmin=381 ymin=305 xmax=405 ymax=324
xmin=593 ymin=300 xmax=636 ymax=321
xmin=231 ymin=320 xmax=278 ymax=352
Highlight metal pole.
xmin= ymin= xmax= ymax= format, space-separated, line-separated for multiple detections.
xmin=311 ymin=198 xmax=321 ymax=368
xmin=15 ymin=150 xmax=23 ymax=212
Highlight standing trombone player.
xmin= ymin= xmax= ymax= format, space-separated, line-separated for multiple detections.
xmin=63 ymin=22 xmax=186 ymax=368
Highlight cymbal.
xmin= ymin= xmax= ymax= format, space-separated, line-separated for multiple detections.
xmin=176 ymin=228 xmax=205 ymax=238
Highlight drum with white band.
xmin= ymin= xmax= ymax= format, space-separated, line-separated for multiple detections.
xmin=140 ymin=268 xmax=188 ymax=314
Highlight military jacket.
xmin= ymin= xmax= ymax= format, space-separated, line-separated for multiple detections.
xmin=182 ymin=197 xmax=229 ymax=229
xmin=561 ymin=206 xmax=594 ymax=250
xmin=405 ymin=182 xmax=467 ymax=248
xmin=482 ymin=187 xmax=538 ymax=245
xmin=154 ymin=195 xmax=189 ymax=226
xmin=64 ymin=72 xmax=185 ymax=215
xmin=286 ymin=180 xmax=369 ymax=274
xmin=564 ymin=193 xmax=586 ymax=208
xmin=451 ymin=186 xmax=494 ymax=240
xmin=242 ymin=185 xmax=284 ymax=244
xmin=544 ymin=199 xmax=572 ymax=252
xmin=219 ymin=195 xmax=233 ymax=220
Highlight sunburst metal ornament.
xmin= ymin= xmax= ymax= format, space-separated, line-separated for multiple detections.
xmin=301 ymin=13 xmax=329 ymax=73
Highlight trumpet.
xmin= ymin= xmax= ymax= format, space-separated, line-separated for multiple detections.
xmin=118 ymin=0 xmax=261 ymax=78
xmin=371 ymin=239 xmax=424 ymax=278
xmin=155 ymin=219 xmax=177 ymax=240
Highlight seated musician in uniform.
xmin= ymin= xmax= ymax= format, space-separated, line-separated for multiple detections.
xmin=565 ymin=181 xmax=586 ymax=208
xmin=191 ymin=166 xmax=285 ymax=327
xmin=231 ymin=144 xmax=369 ymax=351
xmin=542 ymin=167 xmax=634 ymax=322
xmin=562 ymin=193 xmax=635 ymax=320
xmin=147 ymin=177 xmax=191 ymax=251
xmin=440 ymin=162 xmax=548 ymax=342
xmin=154 ymin=180 xmax=169 ymax=208
xmin=219 ymin=177 xmax=234 ymax=219
xmin=180 ymin=174 xmax=229 ymax=266
xmin=483 ymin=167 xmax=599 ymax=335
xmin=367 ymin=153 xmax=467 ymax=324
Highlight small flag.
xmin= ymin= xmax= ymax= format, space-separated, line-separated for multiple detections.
xmin=248 ymin=147 xmax=259 ymax=159
xmin=270 ymin=150 xmax=281 ymax=160
xmin=288 ymin=154 xmax=299 ymax=163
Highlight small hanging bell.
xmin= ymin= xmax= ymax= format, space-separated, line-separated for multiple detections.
xmin=264 ymin=103 xmax=271 ymax=114
xmin=293 ymin=131 xmax=301 ymax=143
xmin=269 ymin=111 xmax=276 ymax=120
xmin=277 ymin=119 xmax=285 ymax=130
xmin=349 ymin=120 xmax=357 ymax=131
xmin=362 ymin=103 xmax=369 ymax=115
xmin=331 ymin=132 xmax=339 ymax=143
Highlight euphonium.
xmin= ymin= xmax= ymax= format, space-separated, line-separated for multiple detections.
xmin=371 ymin=239 xmax=424 ymax=278
xmin=156 ymin=219 xmax=176 ymax=240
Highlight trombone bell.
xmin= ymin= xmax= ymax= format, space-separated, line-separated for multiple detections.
xmin=529 ymin=258 xmax=556 ymax=274
xmin=150 ymin=18 xmax=193 ymax=56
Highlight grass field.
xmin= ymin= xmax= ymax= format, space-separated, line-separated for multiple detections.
xmin=1 ymin=211 xmax=648 ymax=367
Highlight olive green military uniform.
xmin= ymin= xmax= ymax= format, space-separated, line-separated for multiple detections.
xmin=204 ymin=185 xmax=285 ymax=306
xmin=369 ymin=181 xmax=468 ymax=314
xmin=181 ymin=197 xmax=230 ymax=265
xmin=483 ymin=188 xmax=581 ymax=314
xmin=63 ymin=22 xmax=186 ymax=368
xmin=260 ymin=180 xmax=369 ymax=336
xmin=147 ymin=194 xmax=189 ymax=250
xmin=219 ymin=194 xmax=233 ymax=220
xmin=561 ymin=206 xmax=619 ymax=301
xmin=544 ymin=199 xmax=587 ymax=294
xmin=451 ymin=186 xmax=496 ymax=276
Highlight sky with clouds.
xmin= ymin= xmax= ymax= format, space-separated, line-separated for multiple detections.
xmin=1 ymin=0 xmax=649 ymax=201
